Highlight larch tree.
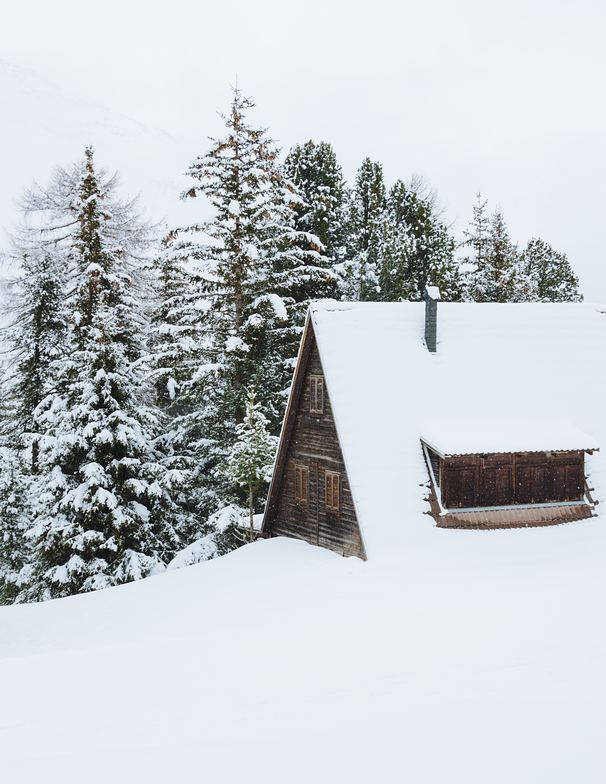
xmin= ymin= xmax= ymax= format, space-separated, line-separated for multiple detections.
xmin=22 ymin=148 xmax=185 ymax=600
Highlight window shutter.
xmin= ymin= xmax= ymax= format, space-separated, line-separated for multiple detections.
xmin=295 ymin=464 xmax=309 ymax=505
xmin=325 ymin=471 xmax=340 ymax=512
xmin=310 ymin=375 xmax=324 ymax=414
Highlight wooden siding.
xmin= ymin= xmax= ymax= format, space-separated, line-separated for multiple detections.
xmin=263 ymin=323 xmax=365 ymax=559
xmin=429 ymin=451 xmax=585 ymax=509
xmin=441 ymin=451 xmax=585 ymax=509
xmin=426 ymin=455 xmax=594 ymax=528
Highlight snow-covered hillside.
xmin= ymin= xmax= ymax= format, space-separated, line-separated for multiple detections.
xmin=2 ymin=520 xmax=606 ymax=783
xmin=0 ymin=59 xmax=196 ymax=277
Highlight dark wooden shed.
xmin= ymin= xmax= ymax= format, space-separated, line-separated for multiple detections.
xmin=423 ymin=438 xmax=596 ymax=528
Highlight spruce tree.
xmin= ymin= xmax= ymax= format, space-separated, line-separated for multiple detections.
xmin=520 ymin=238 xmax=582 ymax=302
xmin=178 ymin=87 xmax=327 ymax=496
xmin=379 ymin=179 xmax=461 ymax=301
xmin=222 ymin=388 xmax=277 ymax=542
xmin=284 ymin=140 xmax=347 ymax=274
xmin=9 ymin=252 xmax=68 ymax=470
xmin=0 ymin=447 xmax=30 ymax=604
xmin=148 ymin=233 xmax=205 ymax=415
xmin=22 ymin=148 xmax=184 ymax=600
xmin=464 ymin=201 xmax=519 ymax=302
xmin=462 ymin=193 xmax=491 ymax=289
xmin=343 ymin=158 xmax=386 ymax=300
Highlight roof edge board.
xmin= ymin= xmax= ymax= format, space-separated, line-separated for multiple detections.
xmin=309 ymin=306 xmax=369 ymax=560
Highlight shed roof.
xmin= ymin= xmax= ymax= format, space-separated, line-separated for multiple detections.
xmin=420 ymin=419 xmax=598 ymax=457
xmin=307 ymin=301 xmax=605 ymax=559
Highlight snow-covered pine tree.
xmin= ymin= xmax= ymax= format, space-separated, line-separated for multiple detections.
xmin=379 ymin=179 xmax=461 ymax=301
xmin=462 ymin=193 xmax=491 ymax=299
xmin=148 ymin=232 xmax=207 ymax=415
xmin=0 ymin=447 xmax=30 ymax=604
xmin=3 ymin=171 xmax=74 ymax=469
xmin=520 ymin=237 xmax=582 ymax=302
xmin=343 ymin=158 xmax=386 ymax=300
xmin=8 ymin=257 xmax=68 ymax=471
xmin=222 ymin=388 xmax=277 ymax=542
xmin=179 ymin=87 xmax=327 ymax=492
xmin=464 ymin=201 xmax=519 ymax=302
xmin=284 ymin=140 xmax=347 ymax=278
xmin=22 ymin=148 xmax=185 ymax=600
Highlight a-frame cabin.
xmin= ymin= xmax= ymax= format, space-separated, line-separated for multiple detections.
xmin=261 ymin=314 xmax=366 ymax=559
xmin=264 ymin=296 xmax=603 ymax=559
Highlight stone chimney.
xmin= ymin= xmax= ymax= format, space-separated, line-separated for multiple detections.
xmin=424 ymin=285 xmax=441 ymax=353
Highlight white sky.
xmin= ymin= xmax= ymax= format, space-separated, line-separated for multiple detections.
xmin=2 ymin=0 xmax=606 ymax=297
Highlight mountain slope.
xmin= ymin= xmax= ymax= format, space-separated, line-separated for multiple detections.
xmin=0 ymin=59 xmax=195 ymax=258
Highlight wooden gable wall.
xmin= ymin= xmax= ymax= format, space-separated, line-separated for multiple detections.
xmin=262 ymin=321 xmax=366 ymax=559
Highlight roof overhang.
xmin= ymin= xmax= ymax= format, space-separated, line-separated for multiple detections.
xmin=420 ymin=419 xmax=599 ymax=459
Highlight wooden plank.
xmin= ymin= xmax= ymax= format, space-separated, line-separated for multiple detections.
xmin=442 ymin=449 xmax=586 ymax=508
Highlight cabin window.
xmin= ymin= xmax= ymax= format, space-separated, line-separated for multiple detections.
xmin=309 ymin=375 xmax=324 ymax=414
xmin=325 ymin=470 xmax=340 ymax=512
xmin=294 ymin=463 xmax=309 ymax=506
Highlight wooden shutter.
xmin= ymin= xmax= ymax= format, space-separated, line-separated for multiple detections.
xmin=309 ymin=375 xmax=324 ymax=414
xmin=325 ymin=470 xmax=340 ymax=512
xmin=294 ymin=464 xmax=309 ymax=505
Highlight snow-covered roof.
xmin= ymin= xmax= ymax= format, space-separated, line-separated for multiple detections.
xmin=309 ymin=301 xmax=606 ymax=559
xmin=421 ymin=419 xmax=598 ymax=457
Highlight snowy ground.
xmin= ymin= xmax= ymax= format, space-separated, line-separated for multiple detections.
xmin=2 ymin=516 xmax=606 ymax=783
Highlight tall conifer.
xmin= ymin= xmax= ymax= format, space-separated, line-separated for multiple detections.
xmin=157 ymin=89 xmax=327 ymax=518
xmin=464 ymin=201 xmax=518 ymax=302
xmin=22 ymin=148 xmax=184 ymax=600
xmin=379 ymin=179 xmax=461 ymax=301
xmin=343 ymin=158 xmax=386 ymax=300
xmin=284 ymin=140 xmax=347 ymax=276
xmin=520 ymin=238 xmax=582 ymax=302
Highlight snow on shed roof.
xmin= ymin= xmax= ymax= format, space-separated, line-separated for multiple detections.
xmin=420 ymin=419 xmax=598 ymax=457
xmin=309 ymin=301 xmax=605 ymax=558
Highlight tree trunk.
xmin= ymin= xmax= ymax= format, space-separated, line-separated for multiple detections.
xmin=248 ymin=484 xmax=254 ymax=543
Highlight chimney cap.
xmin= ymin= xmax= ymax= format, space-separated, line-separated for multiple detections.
xmin=424 ymin=285 xmax=441 ymax=302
